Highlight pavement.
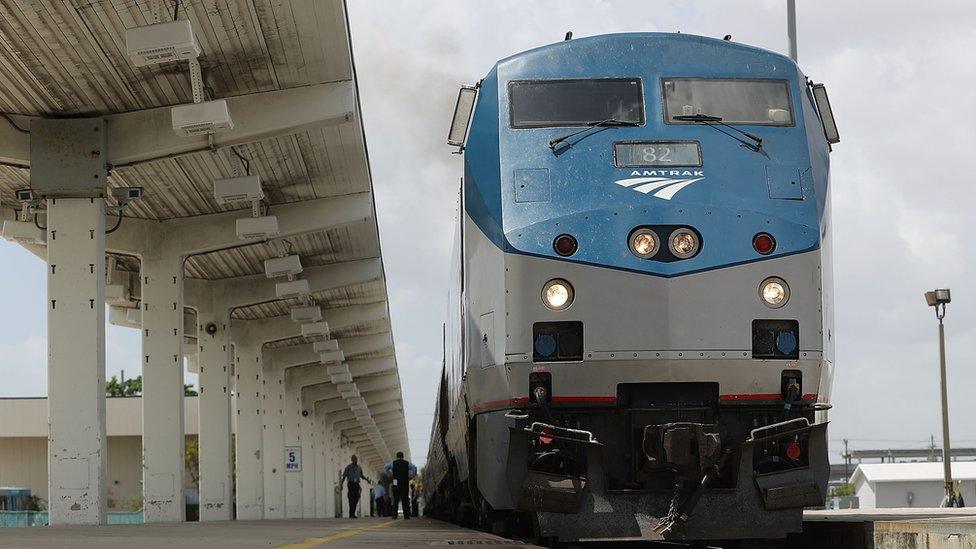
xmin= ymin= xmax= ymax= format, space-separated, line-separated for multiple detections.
xmin=0 ymin=517 xmax=538 ymax=548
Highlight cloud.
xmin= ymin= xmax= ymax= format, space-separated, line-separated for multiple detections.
xmin=347 ymin=1 xmax=976 ymax=465
xmin=0 ymin=334 xmax=47 ymax=396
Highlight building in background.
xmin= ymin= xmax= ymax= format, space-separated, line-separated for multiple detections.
xmin=851 ymin=462 xmax=976 ymax=508
xmin=0 ymin=397 xmax=201 ymax=510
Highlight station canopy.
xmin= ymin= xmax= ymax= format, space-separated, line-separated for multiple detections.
xmin=0 ymin=0 xmax=407 ymax=464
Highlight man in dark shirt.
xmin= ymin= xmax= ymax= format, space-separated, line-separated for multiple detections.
xmin=339 ymin=455 xmax=371 ymax=518
xmin=384 ymin=451 xmax=417 ymax=519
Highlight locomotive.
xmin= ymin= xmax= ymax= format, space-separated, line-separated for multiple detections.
xmin=424 ymin=32 xmax=840 ymax=543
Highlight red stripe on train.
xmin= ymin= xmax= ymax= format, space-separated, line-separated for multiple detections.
xmin=470 ymin=395 xmax=614 ymax=412
xmin=719 ymin=393 xmax=818 ymax=401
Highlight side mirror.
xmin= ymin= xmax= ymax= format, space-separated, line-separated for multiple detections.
xmin=447 ymin=85 xmax=478 ymax=148
xmin=810 ymin=83 xmax=840 ymax=144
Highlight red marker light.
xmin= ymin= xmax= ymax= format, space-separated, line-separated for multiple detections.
xmin=785 ymin=441 xmax=801 ymax=460
xmin=553 ymin=234 xmax=578 ymax=257
xmin=753 ymin=233 xmax=776 ymax=255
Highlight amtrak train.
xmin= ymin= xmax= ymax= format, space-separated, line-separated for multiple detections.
xmin=424 ymin=32 xmax=840 ymax=544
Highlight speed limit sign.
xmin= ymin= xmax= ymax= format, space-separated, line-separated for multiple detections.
xmin=285 ymin=446 xmax=302 ymax=472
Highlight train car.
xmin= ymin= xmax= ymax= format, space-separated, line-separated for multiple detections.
xmin=423 ymin=32 xmax=841 ymax=544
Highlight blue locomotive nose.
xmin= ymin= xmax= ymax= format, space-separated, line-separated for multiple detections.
xmin=433 ymin=31 xmax=839 ymax=543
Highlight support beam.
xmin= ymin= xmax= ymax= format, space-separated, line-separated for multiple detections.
xmin=0 ymin=113 xmax=32 ymax=167
xmin=196 ymin=308 xmax=233 ymax=520
xmin=283 ymin=366 xmax=307 ymax=518
xmin=300 ymin=413 xmax=318 ymax=517
xmin=324 ymin=303 xmax=388 ymax=333
xmin=107 ymin=81 xmax=356 ymax=167
xmin=140 ymin=256 xmax=186 ymax=523
xmin=338 ymin=333 xmax=393 ymax=358
xmin=233 ymin=340 xmax=264 ymax=520
xmin=0 ymin=82 xmax=355 ymax=168
xmin=220 ymin=303 xmax=388 ymax=350
xmin=353 ymin=374 xmax=400 ymax=394
xmin=46 ymin=198 xmax=107 ymax=525
xmin=22 ymin=195 xmax=375 ymax=262
xmin=184 ymin=259 xmax=383 ymax=307
xmin=315 ymin=418 xmax=332 ymax=518
xmin=273 ymin=352 xmax=394 ymax=383
xmin=336 ymin=414 xmax=402 ymax=435
xmin=261 ymin=352 xmax=287 ymax=518
xmin=107 ymin=193 xmax=373 ymax=257
xmin=315 ymin=389 xmax=402 ymax=414
xmin=302 ymin=366 xmax=400 ymax=412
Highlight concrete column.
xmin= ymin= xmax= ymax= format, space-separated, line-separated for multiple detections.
xmin=283 ymin=372 xmax=304 ymax=518
xmin=234 ymin=341 xmax=264 ymax=519
xmin=301 ymin=413 xmax=317 ymax=517
xmin=141 ymin=256 xmax=185 ymax=523
xmin=262 ymin=358 xmax=286 ymax=518
xmin=316 ymin=411 xmax=336 ymax=519
xmin=315 ymin=417 xmax=327 ymax=518
xmin=197 ymin=309 xmax=233 ymax=521
xmin=46 ymin=197 xmax=107 ymax=525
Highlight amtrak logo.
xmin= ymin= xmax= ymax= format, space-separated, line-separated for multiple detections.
xmin=614 ymin=170 xmax=705 ymax=200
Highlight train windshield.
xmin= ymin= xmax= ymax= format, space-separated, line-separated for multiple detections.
xmin=663 ymin=79 xmax=793 ymax=126
xmin=509 ymin=78 xmax=644 ymax=128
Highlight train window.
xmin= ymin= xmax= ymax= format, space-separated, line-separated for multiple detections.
xmin=509 ymin=78 xmax=644 ymax=128
xmin=663 ymin=78 xmax=793 ymax=126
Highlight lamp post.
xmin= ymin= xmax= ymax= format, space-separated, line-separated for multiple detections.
xmin=924 ymin=288 xmax=959 ymax=507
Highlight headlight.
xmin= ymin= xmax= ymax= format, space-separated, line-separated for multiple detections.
xmin=669 ymin=228 xmax=700 ymax=259
xmin=760 ymin=277 xmax=790 ymax=308
xmin=629 ymin=228 xmax=660 ymax=259
xmin=542 ymin=279 xmax=574 ymax=311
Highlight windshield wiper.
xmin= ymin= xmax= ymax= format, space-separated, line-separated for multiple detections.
xmin=548 ymin=118 xmax=639 ymax=151
xmin=672 ymin=113 xmax=763 ymax=151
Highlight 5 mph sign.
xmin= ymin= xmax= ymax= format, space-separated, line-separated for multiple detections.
xmin=285 ymin=446 xmax=302 ymax=472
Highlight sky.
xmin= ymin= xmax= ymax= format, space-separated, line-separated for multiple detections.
xmin=2 ymin=0 xmax=976 ymax=468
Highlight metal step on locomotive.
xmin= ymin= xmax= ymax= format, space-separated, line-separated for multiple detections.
xmin=423 ymin=31 xmax=841 ymax=544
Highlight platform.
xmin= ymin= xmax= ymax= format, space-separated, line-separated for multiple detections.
xmin=0 ymin=518 xmax=533 ymax=548
xmin=793 ymin=508 xmax=976 ymax=549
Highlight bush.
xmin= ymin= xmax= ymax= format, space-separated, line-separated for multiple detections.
xmin=830 ymin=483 xmax=856 ymax=497
xmin=122 ymin=494 xmax=144 ymax=512
xmin=26 ymin=495 xmax=46 ymax=511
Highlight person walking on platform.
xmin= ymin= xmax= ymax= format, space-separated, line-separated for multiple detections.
xmin=339 ymin=455 xmax=371 ymax=518
xmin=385 ymin=451 xmax=417 ymax=519
xmin=372 ymin=481 xmax=387 ymax=517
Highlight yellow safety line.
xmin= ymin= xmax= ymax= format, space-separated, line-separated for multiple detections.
xmin=275 ymin=520 xmax=398 ymax=548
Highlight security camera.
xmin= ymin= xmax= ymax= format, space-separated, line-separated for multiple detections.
xmin=15 ymin=188 xmax=34 ymax=202
xmin=205 ymin=322 xmax=218 ymax=335
xmin=301 ymin=410 xmax=309 ymax=417
xmin=110 ymin=187 xmax=143 ymax=205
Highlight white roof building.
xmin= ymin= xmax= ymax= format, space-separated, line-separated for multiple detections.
xmin=851 ymin=462 xmax=976 ymax=508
